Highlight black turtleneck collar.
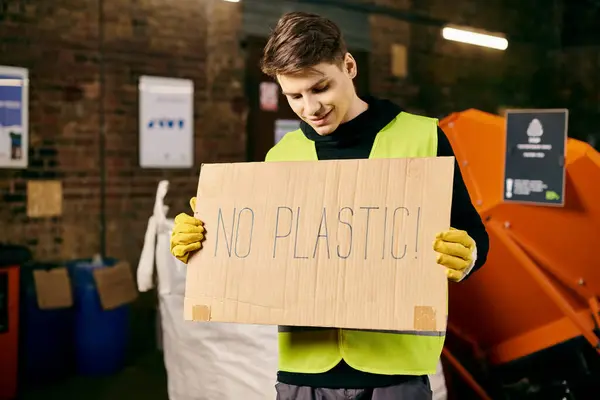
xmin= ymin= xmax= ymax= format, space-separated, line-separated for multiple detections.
xmin=299 ymin=96 xmax=403 ymax=159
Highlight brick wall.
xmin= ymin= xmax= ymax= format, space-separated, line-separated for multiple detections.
xmin=0 ymin=0 xmax=245 ymax=265
xmin=370 ymin=0 xmax=563 ymax=118
xmin=0 ymin=0 xmax=593 ymax=267
xmin=551 ymin=48 xmax=600 ymax=143
xmin=373 ymin=0 xmax=595 ymax=145
xmin=369 ymin=12 xmax=414 ymax=109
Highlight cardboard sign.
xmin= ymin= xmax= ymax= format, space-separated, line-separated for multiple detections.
xmin=184 ymin=157 xmax=454 ymax=333
xmin=93 ymin=261 xmax=139 ymax=310
xmin=32 ymin=268 xmax=73 ymax=310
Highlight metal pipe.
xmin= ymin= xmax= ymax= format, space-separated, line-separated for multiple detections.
xmin=98 ymin=0 xmax=106 ymax=258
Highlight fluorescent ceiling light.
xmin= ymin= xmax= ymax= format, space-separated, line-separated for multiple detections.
xmin=222 ymin=0 xmax=240 ymax=2
xmin=442 ymin=26 xmax=508 ymax=50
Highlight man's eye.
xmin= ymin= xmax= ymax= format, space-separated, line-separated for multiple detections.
xmin=313 ymin=86 xmax=328 ymax=93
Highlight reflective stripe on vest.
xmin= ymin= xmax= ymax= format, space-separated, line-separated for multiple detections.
xmin=277 ymin=325 xmax=445 ymax=337
xmin=265 ymin=111 xmax=446 ymax=376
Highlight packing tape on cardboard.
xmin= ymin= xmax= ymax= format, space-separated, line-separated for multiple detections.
xmin=191 ymin=304 xmax=438 ymax=330
xmin=192 ymin=305 xmax=212 ymax=321
xmin=413 ymin=306 xmax=437 ymax=331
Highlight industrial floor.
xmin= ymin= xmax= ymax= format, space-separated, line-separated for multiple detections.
xmin=19 ymin=297 xmax=169 ymax=400
xmin=21 ymin=351 xmax=169 ymax=400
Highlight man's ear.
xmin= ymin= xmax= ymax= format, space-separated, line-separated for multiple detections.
xmin=343 ymin=53 xmax=358 ymax=79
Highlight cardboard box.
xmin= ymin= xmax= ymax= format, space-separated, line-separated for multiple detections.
xmin=184 ymin=157 xmax=454 ymax=334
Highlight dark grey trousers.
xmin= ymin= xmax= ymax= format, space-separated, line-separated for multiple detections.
xmin=275 ymin=379 xmax=433 ymax=400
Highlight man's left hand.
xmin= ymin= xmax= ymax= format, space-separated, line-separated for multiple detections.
xmin=433 ymin=228 xmax=477 ymax=282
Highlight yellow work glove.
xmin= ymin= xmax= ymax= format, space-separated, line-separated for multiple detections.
xmin=433 ymin=227 xmax=477 ymax=282
xmin=170 ymin=197 xmax=205 ymax=264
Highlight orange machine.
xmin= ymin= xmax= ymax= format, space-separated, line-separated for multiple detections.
xmin=438 ymin=109 xmax=600 ymax=399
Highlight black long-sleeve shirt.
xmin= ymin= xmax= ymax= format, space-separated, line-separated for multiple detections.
xmin=277 ymin=96 xmax=489 ymax=389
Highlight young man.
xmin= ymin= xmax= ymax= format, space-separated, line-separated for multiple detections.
xmin=170 ymin=11 xmax=489 ymax=400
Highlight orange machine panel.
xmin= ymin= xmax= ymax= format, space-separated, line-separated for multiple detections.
xmin=440 ymin=109 xmax=600 ymax=366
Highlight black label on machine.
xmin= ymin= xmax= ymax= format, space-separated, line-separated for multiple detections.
xmin=0 ymin=272 xmax=7 ymax=333
xmin=503 ymin=109 xmax=568 ymax=206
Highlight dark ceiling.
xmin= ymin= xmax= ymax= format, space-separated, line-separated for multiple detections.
xmin=562 ymin=0 xmax=600 ymax=46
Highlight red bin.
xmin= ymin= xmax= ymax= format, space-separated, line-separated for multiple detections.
xmin=0 ymin=264 xmax=20 ymax=400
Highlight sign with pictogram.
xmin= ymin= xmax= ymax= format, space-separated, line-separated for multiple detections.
xmin=503 ymin=109 xmax=568 ymax=206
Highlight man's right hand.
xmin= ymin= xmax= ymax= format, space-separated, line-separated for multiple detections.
xmin=170 ymin=197 xmax=206 ymax=264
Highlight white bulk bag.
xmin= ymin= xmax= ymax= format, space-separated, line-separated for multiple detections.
xmin=137 ymin=181 xmax=278 ymax=400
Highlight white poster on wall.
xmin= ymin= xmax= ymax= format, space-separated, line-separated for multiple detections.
xmin=139 ymin=76 xmax=194 ymax=168
xmin=275 ymin=119 xmax=301 ymax=144
xmin=0 ymin=66 xmax=28 ymax=169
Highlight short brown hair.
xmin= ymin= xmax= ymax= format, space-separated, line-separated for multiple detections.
xmin=260 ymin=12 xmax=348 ymax=77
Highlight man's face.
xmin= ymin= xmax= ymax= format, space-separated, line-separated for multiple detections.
xmin=278 ymin=53 xmax=358 ymax=135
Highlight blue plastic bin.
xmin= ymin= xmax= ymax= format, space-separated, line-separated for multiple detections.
xmin=20 ymin=262 xmax=74 ymax=386
xmin=68 ymin=258 xmax=130 ymax=376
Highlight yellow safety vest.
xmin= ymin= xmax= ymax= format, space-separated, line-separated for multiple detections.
xmin=264 ymin=111 xmax=446 ymax=376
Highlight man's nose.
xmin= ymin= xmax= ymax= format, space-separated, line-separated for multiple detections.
xmin=304 ymin=96 xmax=322 ymax=116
